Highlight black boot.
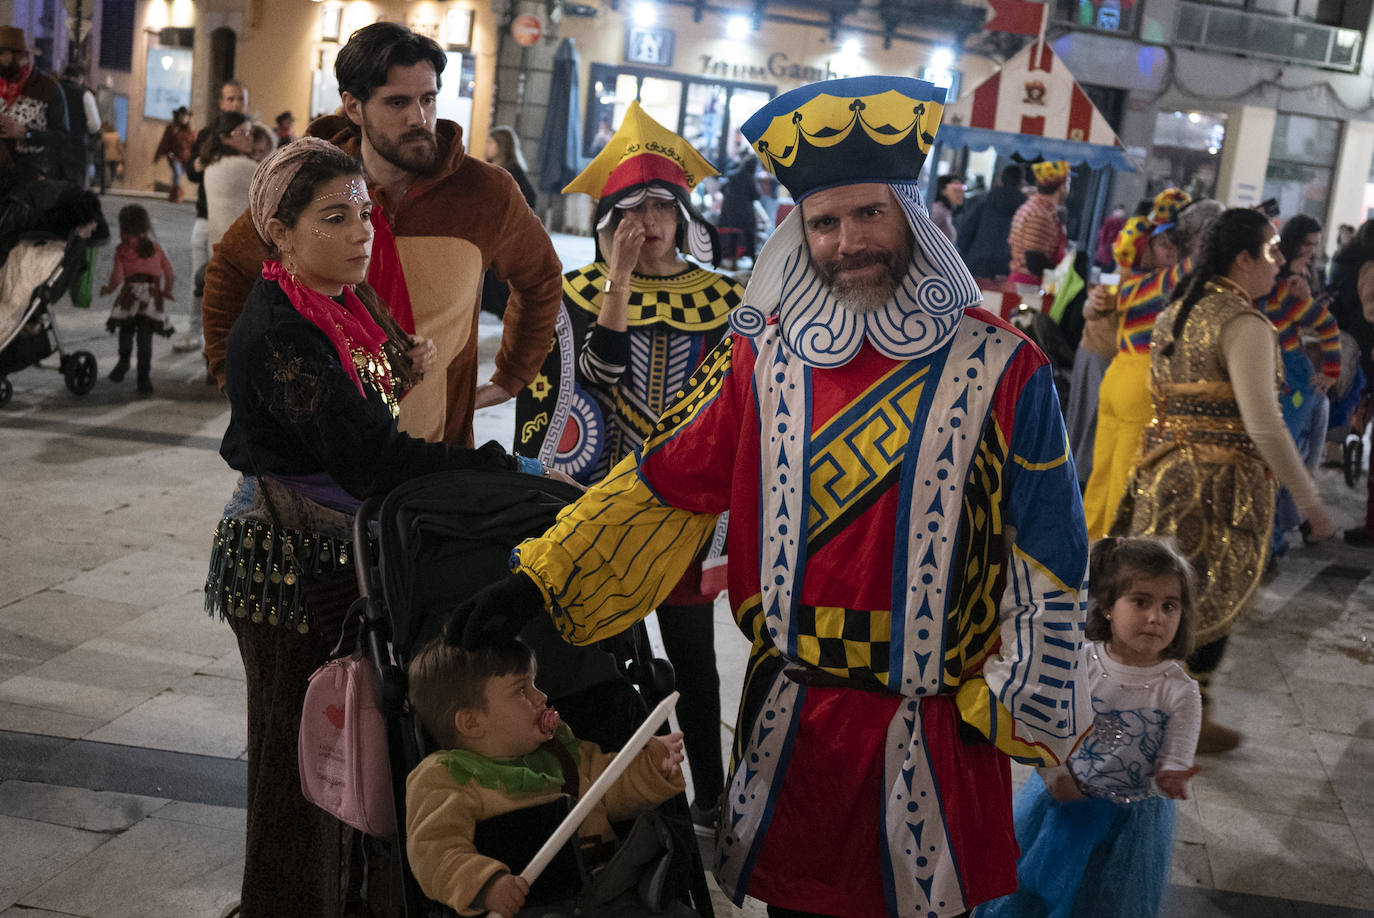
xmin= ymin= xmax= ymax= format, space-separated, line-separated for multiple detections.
xmin=135 ymin=325 xmax=153 ymax=396
xmin=110 ymin=326 xmax=133 ymax=381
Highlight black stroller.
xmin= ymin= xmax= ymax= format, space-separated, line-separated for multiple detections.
xmin=0 ymin=182 xmax=106 ymax=407
xmin=0 ymin=233 xmax=99 ymax=406
xmin=349 ymin=469 xmax=716 ymax=918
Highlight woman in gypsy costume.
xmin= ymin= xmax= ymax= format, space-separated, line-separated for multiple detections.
xmin=204 ymin=138 xmax=545 ymax=917
xmin=1115 ymin=208 xmax=1335 ymax=754
xmin=1081 ymin=189 xmax=1198 ymax=538
xmin=514 ymin=100 xmax=743 ymax=821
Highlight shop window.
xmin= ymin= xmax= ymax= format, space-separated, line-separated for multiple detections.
xmin=143 ymin=45 xmax=193 ymax=121
xmin=1146 ymin=110 xmax=1227 ymax=199
xmin=1263 ymin=112 xmax=1340 ymax=222
xmin=584 ymin=63 xmax=774 ymax=169
xmin=1053 ymin=0 xmax=1140 ymax=35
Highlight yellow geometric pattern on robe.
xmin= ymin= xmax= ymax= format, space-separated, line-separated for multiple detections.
xmin=944 ymin=417 xmax=1008 ymax=690
xmin=562 ymin=263 xmax=741 ymax=332
xmin=805 ymin=363 xmax=926 ymax=534
xmin=516 ymin=340 xmax=734 ymax=645
xmin=752 ymin=89 xmax=943 ymax=169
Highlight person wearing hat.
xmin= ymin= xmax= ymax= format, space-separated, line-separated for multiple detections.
xmin=1007 ymin=160 xmax=1070 ymax=304
xmin=514 ymin=101 xmax=742 ymax=825
xmin=448 ymin=76 xmax=1091 ymax=918
xmin=153 ymin=105 xmax=195 ymax=203
xmin=0 ymin=26 xmax=69 ymax=182
xmin=1081 ymin=188 xmax=1204 ymax=540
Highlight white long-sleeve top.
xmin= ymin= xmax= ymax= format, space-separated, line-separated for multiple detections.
xmin=1044 ymin=642 xmax=1201 ymax=805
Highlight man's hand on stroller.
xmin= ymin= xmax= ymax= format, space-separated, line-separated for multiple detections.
xmin=481 ymin=873 xmax=529 ymax=916
xmin=443 ymin=570 xmax=545 ymax=649
xmin=648 ymin=731 xmax=685 ymax=778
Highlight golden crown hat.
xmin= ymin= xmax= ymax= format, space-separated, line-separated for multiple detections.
xmin=1149 ymin=187 xmax=1191 ymax=226
xmin=563 ymin=100 xmax=718 ymax=201
xmin=1031 ymin=160 xmax=1070 ymax=185
xmin=1113 ymin=215 xmax=1152 ymax=269
xmin=739 ymin=76 xmax=946 ymax=200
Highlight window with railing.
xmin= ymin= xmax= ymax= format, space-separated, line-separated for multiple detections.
xmin=1173 ymin=0 xmax=1363 ymax=70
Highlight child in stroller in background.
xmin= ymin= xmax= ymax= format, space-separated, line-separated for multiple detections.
xmin=405 ymin=635 xmax=691 ymax=918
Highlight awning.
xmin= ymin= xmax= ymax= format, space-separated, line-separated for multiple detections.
xmin=936 ymin=124 xmax=1134 ymax=171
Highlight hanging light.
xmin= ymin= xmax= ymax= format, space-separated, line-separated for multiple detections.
xmin=632 ymin=3 xmax=657 ymax=27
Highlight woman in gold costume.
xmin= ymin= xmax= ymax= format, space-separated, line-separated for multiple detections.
xmin=1116 ymin=208 xmax=1335 ymax=753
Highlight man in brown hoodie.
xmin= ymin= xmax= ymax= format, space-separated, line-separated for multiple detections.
xmin=202 ymin=23 xmax=561 ymax=446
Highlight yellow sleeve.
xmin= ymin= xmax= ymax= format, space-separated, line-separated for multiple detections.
xmin=404 ymin=755 xmax=508 ymax=916
xmin=515 ymin=454 xmax=719 ymax=646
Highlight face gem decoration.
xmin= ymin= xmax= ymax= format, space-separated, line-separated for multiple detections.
xmin=313 ymin=178 xmax=367 ymax=206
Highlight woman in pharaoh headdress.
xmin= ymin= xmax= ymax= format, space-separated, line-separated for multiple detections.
xmin=513 ymin=101 xmax=743 ymax=824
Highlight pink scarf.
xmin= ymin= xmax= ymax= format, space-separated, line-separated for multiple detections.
xmin=262 ymin=260 xmax=391 ymax=399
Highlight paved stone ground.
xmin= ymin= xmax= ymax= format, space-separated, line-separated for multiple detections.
xmin=1 ymin=193 xmax=1373 ymax=917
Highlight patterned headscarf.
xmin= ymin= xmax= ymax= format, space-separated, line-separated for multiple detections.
xmin=249 ymin=137 xmax=347 ymax=245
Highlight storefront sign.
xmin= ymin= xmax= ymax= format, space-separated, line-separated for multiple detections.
xmin=698 ymin=51 xmax=865 ymax=84
xmin=626 ymin=26 xmax=675 ymax=66
xmin=511 ymin=14 xmax=543 ymax=46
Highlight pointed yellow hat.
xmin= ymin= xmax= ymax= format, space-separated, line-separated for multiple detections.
xmin=563 ymin=100 xmax=718 ymax=200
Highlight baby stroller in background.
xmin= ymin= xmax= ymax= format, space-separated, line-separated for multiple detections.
xmin=0 ymin=182 xmax=106 ymax=407
xmin=0 ymin=234 xmax=99 ymax=406
xmin=350 ymin=469 xmax=717 ymax=918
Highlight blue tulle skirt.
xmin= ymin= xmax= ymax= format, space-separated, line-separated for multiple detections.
xmin=975 ymin=772 xmax=1176 ymax=918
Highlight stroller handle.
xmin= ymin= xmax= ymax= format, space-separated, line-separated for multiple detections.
xmin=490 ymin=690 xmax=681 ymax=918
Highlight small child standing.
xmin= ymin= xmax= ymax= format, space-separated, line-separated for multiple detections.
xmin=405 ymin=637 xmax=686 ymax=917
xmin=102 ymin=204 xmax=174 ymax=396
xmin=978 ymin=537 xmax=1202 ymax=918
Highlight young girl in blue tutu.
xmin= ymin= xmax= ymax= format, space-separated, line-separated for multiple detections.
xmin=978 ymin=536 xmax=1203 ymax=918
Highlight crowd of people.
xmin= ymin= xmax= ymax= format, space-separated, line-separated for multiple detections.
xmin=5 ymin=17 xmax=1374 ymax=918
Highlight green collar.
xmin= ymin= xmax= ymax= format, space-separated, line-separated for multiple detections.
xmin=437 ymin=724 xmax=580 ymax=795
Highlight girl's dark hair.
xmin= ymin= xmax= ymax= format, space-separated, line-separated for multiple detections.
xmin=1278 ymin=213 xmax=1322 ymax=266
xmin=406 ymin=636 xmax=534 ymax=749
xmin=117 ymin=204 xmax=155 ymax=258
xmin=335 ymin=22 xmax=446 ymax=104
xmin=204 ymin=111 xmax=250 ymax=166
xmin=1086 ymin=537 xmax=1196 ymax=659
xmin=1162 ymin=207 xmax=1271 ymax=357
xmin=270 ymin=146 xmax=419 ymax=391
xmin=936 ymin=174 xmax=964 ymax=205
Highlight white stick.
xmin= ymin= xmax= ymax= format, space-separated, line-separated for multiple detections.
xmin=527 ymin=690 xmax=678 ymax=881
xmin=488 ymin=691 xmax=681 ymax=917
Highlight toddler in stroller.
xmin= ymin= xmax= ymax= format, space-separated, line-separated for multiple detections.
xmin=405 ymin=635 xmax=691 ymax=918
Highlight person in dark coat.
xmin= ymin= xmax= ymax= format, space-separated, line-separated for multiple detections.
xmin=716 ymin=153 xmax=763 ymax=269
xmin=956 ymin=163 xmax=1025 ymax=279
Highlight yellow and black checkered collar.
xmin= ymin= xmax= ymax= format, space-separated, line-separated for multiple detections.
xmin=563 ymin=262 xmax=742 ymax=332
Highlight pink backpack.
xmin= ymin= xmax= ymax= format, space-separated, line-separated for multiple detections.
xmin=299 ymin=654 xmax=397 ymax=836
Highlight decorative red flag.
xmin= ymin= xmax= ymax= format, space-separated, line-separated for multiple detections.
xmin=985 ymin=0 xmax=1045 ymax=36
